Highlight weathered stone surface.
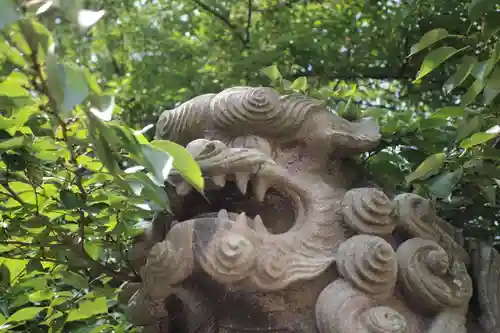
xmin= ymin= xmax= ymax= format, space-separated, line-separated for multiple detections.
xmin=121 ymin=86 xmax=498 ymax=333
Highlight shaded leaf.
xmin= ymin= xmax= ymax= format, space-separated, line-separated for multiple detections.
xmin=443 ymin=56 xmax=477 ymax=94
xmin=468 ymin=0 xmax=499 ymax=20
xmin=430 ymin=106 xmax=466 ymax=118
xmin=406 ymin=153 xmax=446 ymax=182
xmin=0 ymin=0 xmax=20 ymax=31
xmin=429 ymin=168 xmax=463 ymax=199
xmin=415 ymin=47 xmax=463 ymax=81
xmin=60 ymin=63 xmax=90 ymax=115
xmin=60 ymin=189 xmax=84 ymax=209
xmin=460 ymin=79 xmax=485 ymax=106
xmin=408 ymin=28 xmax=450 ymax=57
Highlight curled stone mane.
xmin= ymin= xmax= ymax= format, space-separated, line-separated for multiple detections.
xmin=123 ymin=85 xmax=493 ymax=333
xmin=155 ymin=86 xmax=380 ymax=154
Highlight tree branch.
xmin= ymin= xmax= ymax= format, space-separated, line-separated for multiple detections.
xmin=191 ymin=0 xmax=246 ymax=45
xmin=62 ymin=235 xmax=137 ymax=282
xmin=245 ymin=0 xmax=253 ymax=44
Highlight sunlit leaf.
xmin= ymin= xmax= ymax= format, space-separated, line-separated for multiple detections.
xmin=261 ymin=65 xmax=281 ymax=81
xmin=460 ymin=128 xmax=500 ymax=148
xmin=408 ymin=28 xmax=450 ymax=57
xmin=66 ymin=297 xmax=108 ymax=322
xmin=5 ymin=307 xmax=44 ymax=323
xmin=77 ymin=9 xmax=106 ymax=31
xmin=406 ymin=153 xmax=446 ymax=182
xmin=290 ymin=77 xmax=308 ymax=91
xmin=89 ymin=95 xmax=115 ymax=121
xmin=151 ymin=140 xmax=204 ymax=192
xmin=141 ymin=145 xmax=173 ymax=184
xmin=415 ymin=47 xmax=464 ymax=81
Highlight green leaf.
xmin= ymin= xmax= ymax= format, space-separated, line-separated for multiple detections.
xmin=480 ymin=184 xmax=496 ymax=205
xmin=29 ymin=290 xmax=54 ymax=303
xmin=261 ymin=65 xmax=281 ymax=81
xmin=0 ymin=76 xmax=30 ymax=97
xmin=0 ymin=136 xmax=31 ymax=151
xmin=468 ymin=0 xmax=498 ymax=20
xmin=89 ymin=95 xmax=115 ymax=121
xmin=290 ymin=77 xmax=308 ymax=91
xmin=456 ymin=116 xmax=482 ymax=141
xmin=483 ymin=11 xmax=500 ymax=39
xmin=60 ymin=271 xmax=87 ymax=289
xmin=408 ymin=28 xmax=450 ymax=57
xmin=140 ymin=145 xmax=173 ymax=184
xmin=6 ymin=307 xmax=44 ymax=323
xmin=66 ymin=297 xmax=108 ymax=322
xmin=460 ymin=79 xmax=485 ymax=106
xmin=84 ymin=242 xmax=102 ymax=261
xmin=60 ymin=64 xmax=90 ymax=115
xmin=430 ymin=106 xmax=466 ymax=118
xmin=151 ymin=140 xmax=204 ymax=192
xmin=483 ymin=84 xmax=500 ymax=105
xmin=443 ymin=56 xmax=477 ymax=94
xmin=0 ymin=0 xmax=20 ymax=31
xmin=76 ymin=9 xmax=106 ymax=31
xmin=429 ymin=168 xmax=463 ymax=199
xmin=415 ymin=47 xmax=463 ymax=81
xmin=406 ymin=153 xmax=446 ymax=182
xmin=362 ymin=107 xmax=387 ymax=119
xmin=471 ymin=58 xmax=496 ymax=81
xmin=460 ymin=127 xmax=500 ymax=148
xmin=60 ymin=189 xmax=85 ymax=209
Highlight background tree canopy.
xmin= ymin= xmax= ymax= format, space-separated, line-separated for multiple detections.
xmin=0 ymin=0 xmax=499 ymax=331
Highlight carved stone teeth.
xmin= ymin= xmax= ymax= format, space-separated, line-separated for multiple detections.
xmin=252 ymin=214 xmax=268 ymax=233
xmin=234 ymin=212 xmax=247 ymax=227
xmin=235 ymin=172 xmax=251 ymax=194
xmin=252 ymin=176 xmax=269 ymax=202
xmin=175 ymin=181 xmax=192 ymax=196
xmin=218 ymin=209 xmax=230 ymax=220
xmin=212 ymin=174 xmax=226 ymax=188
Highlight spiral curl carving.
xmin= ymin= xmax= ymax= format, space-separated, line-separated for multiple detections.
xmin=155 ymin=93 xmax=215 ymax=144
xmin=252 ymin=247 xmax=288 ymax=289
xmin=141 ymin=221 xmax=195 ymax=299
xmin=341 ymin=188 xmax=395 ymax=235
xmin=201 ymin=230 xmax=258 ymax=284
xmin=396 ymin=238 xmax=473 ymax=314
xmin=315 ymin=279 xmax=407 ymax=333
xmin=336 ymin=235 xmax=398 ymax=300
xmin=211 ymin=86 xmax=281 ymax=134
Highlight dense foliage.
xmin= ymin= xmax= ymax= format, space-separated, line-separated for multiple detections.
xmin=0 ymin=0 xmax=499 ymax=331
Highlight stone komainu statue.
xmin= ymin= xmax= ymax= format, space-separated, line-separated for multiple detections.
xmin=121 ymin=86 xmax=500 ymax=333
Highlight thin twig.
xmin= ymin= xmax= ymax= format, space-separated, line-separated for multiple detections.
xmin=191 ymin=0 xmax=246 ymax=45
xmin=245 ymin=0 xmax=252 ymax=44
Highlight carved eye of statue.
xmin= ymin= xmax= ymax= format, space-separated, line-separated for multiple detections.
xmin=229 ymin=135 xmax=275 ymax=158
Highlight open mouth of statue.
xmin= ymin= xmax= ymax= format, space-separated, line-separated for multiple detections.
xmin=168 ymin=170 xmax=298 ymax=235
